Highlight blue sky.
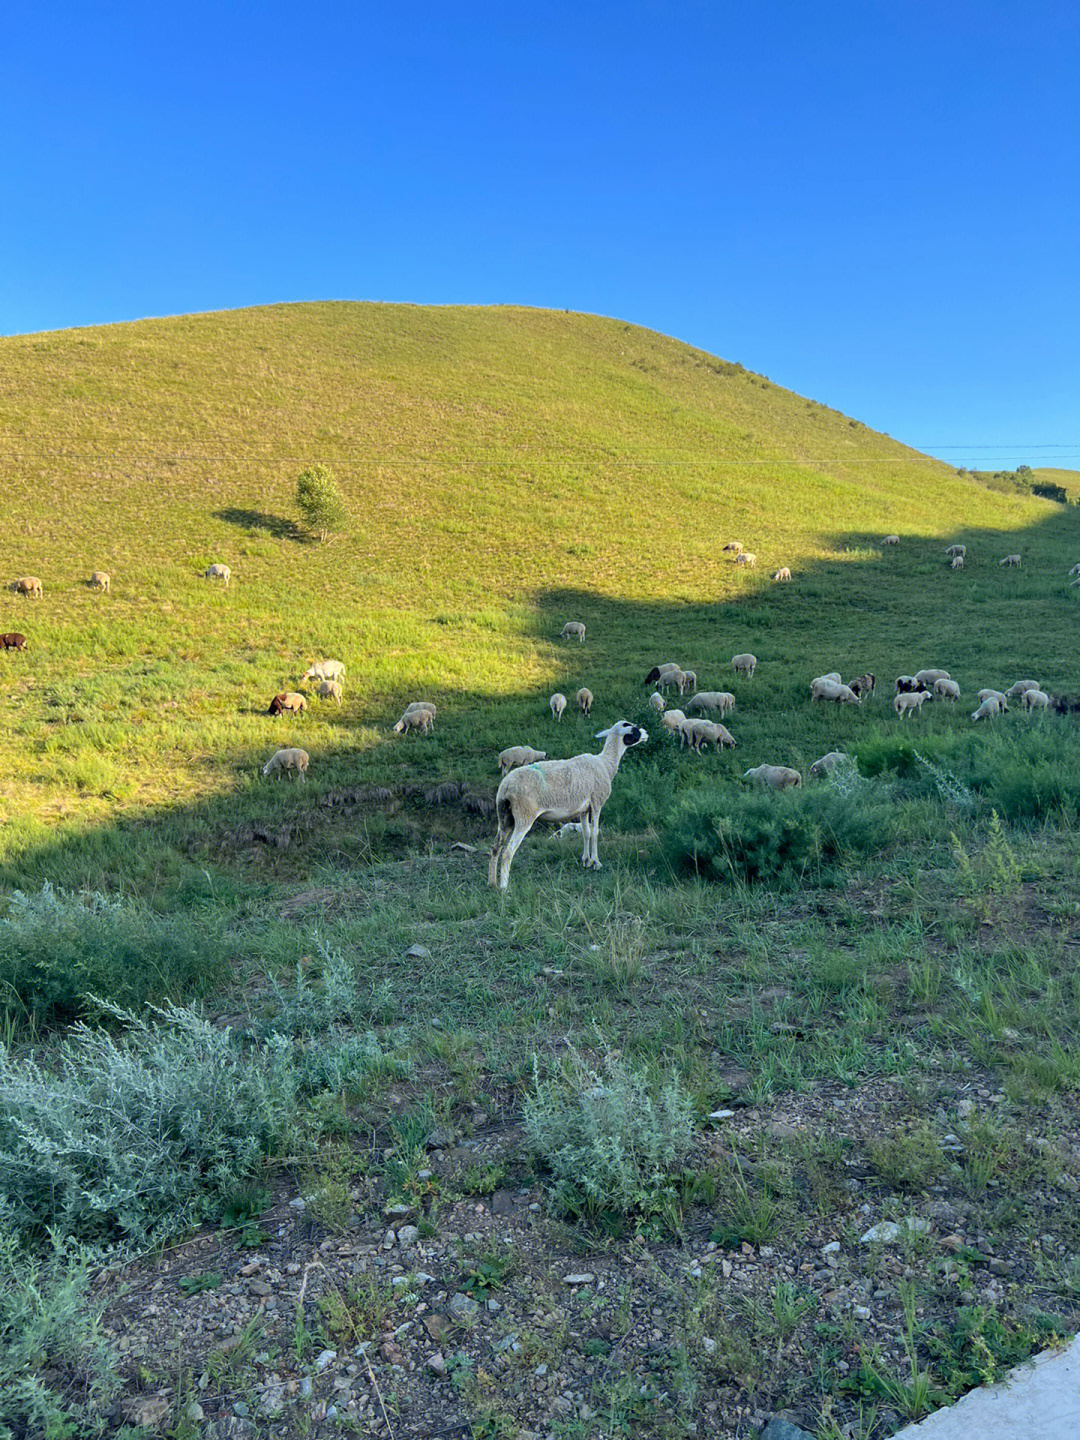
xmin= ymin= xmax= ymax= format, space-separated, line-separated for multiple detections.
xmin=3 ymin=1 xmax=1077 ymax=469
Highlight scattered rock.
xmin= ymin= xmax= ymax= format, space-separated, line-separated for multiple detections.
xmin=425 ymin=1125 xmax=457 ymax=1150
xmin=563 ymin=1273 xmax=596 ymax=1286
xmin=315 ymin=1348 xmax=338 ymax=1372
xmin=396 ymin=1225 xmax=420 ymax=1246
xmin=121 ymin=1395 xmax=170 ymax=1429
xmin=957 ymin=1098 xmax=975 ymax=1118
xmin=762 ymin=1416 xmax=816 ymax=1440
xmin=448 ymin=1292 xmax=480 ymax=1321
xmin=860 ymin=1218 xmax=931 ymax=1245
xmin=426 ymin=1352 xmax=447 ymax=1375
xmin=422 ymin=1313 xmax=450 ymax=1342
xmin=709 ymin=1109 xmax=735 ymax=1120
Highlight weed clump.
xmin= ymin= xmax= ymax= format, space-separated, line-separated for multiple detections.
xmin=524 ymin=1045 xmax=695 ymax=1222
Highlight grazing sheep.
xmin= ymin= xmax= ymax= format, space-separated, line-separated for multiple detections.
xmin=894 ymin=690 xmax=932 ymax=718
xmin=488 ymin=720 xmax=648 ymax=889
xmin=848 ymin=673 xmax=876 ymax=699
xmin=736 ymin=552 xmax=757 ymax=568
xmin=643 ymin=662 xmax=683 ymax=686
xmin=810 ymin=751 xmax=851 ymax=778
xmin=883 ymin=535 xmax=900 ymax=546
xmin=658 ymin=668 xmax=690 ymax=694
xmin=303 ymin=660 xmax=346 ymax=682
xmin=688 ymin=691 xmax=736 ymax=716
xmin=972 ymin=696 xmax=1006 ymax=721
xmin=1005 ymin=680 xmax=1041 ymax=699
xmin=977 ymin=689 xmax=1008 ymax=707
xmin=680 ymin=718 xmax=736 ymax=752
xmin=773 ymin=567 xmax=792 ymax=582
xmin=1 ymin=632 xmax=27 ymax=651
xmin=1000 ymin=554 xmax=1022 ymax=567
xmin=316 ymin=679 xmax=342 ymax=704
xmin=11 ymin=576 xmax=42 ymax=599
xmin=550 ymin=692 xmax=567 ymax=721
xmin=811 ymin=678 xmax=861 ymax=705
xmin=722 ymin=541 xmax=745 ymax=554
xmin=394 ymin=706 xmax=435 ymax=735
xmin=744 ymin=764 xmax=802 ymax=790
xmin=262 ymin=747 xmax=309 ymax=782
xmin=934 ymin=678 xmax=961 ymax=701
xmin=401 ymin=700 xmax=437 ymax=717
xmin=648 ymin=691 xmax=666 ymax=713
xmin=1022 ymin=688 xmax=1050 ymax=711
xmin=681 ymin=670 xmax=698 ymax=693
xmin=204 ymin=563 xmax=231 ymax=587
xmin=660 ymin=708 xmax=688 ymax=734
xmin=267 ymin=691 xmax=307 ymax=716
xmin=951 ymin=555 xmax=965 ymax=570
xmin=813 ymin=672 xmax=842 ymax=687
xmin=89 ymin=570 xmax=111 ymax=592
xmin=895 ymin=676 xmax=920 ymax=694
xmin=576 ymin=687 xmax=594 ymax=717
xmin=1050 ymin=694 xmax=1080 ymax=715
xmin=914 ymin=669 xmax=950 ymax=687
xmin=945 ymin=544 xmax=966 ymax=558
xmin=560 ymin=621 xmax=586 ymax=643
xmin=1070 ymin=564 xmax=1080 ymax=576
xmin=499 ymin=745 xmax=548 ymax=775
xmin=732 ymin=653 xmax=757 ymax=679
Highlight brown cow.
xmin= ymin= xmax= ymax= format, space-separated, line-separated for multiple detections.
xmin=1 ymin=632 xmax=27 ymax=651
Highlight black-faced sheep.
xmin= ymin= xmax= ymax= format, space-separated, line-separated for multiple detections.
xmin=883 ymin=535 xmax=900 ymax=546
xmin=268 ymin=692 xmax=307 ymax=715
xmin=848 ymin=673 xmax=876 ymax=698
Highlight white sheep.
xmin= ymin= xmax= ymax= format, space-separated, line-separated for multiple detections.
xmin=951 ymin=555 xmax=965 ymax=570
xmin=661 ymin=708 xmax=688 ymax=734
xmin=1069 ymin=563 xmax=1080 ymax=577
xmin=894 ymin=690 xmax=931 ymax=718
xmin=977 ymin=689 xmax=1008 ymax=707
xmin=1000 ymin=554 xmax=1022 ymax=567
xmin=1021 ymin=688 xmax=1050 ymax=711
xmin=499 ymin=745 xmax=548 ymax=775
xmin=11 ymin=576 xmax=43 ymax=598
xmin=204 ymin=563 xmax=231 ymax=587
xmin=303 ymin=660 xmax=346 ymax=682
xmin=722 ymin=541 xmax=745 ymax=554
xmin=263 ymin=747 xmax=309 ymax=782
xmin=1005 ymin=680 xmax=1041 ymax=699
xmin=773 ymin=567 xmax=792 ymax=582
xmin=488 ymin=721 xmax=648 ymax=888
xmin=576 ymin=687 xmax=594 ymax=717
xmin=317 ymin=679 xmax=343 ymax=704
xmin=679 ymin=718 xmax=736 ymax=752
xmin=945 ymin=544 xmax=966 ymax=558
xmin=643 ymin=663 xmax=684 ymax=686
xmin=972 ymin=696 xmax=1006 ymax=721
xmin=658 ymin=668 xmax=690 ymax=694
xmin=681 ymin=670 xmax=698 ymax=693
xmin=933 ymin=678 xmax=961 ymax=701
xmin=550 ymin=692 xmax=567 ymax=721
xmin=561 ymin=621 xmax=586 ymax=643
xmin=732 ymin=653 xmax=757 ymax=679
xmin=914 ymin=669 xmax=950 ymax=687
xmin=394 ymin=707 xmax=435 ymax=735
xmin=809 ymin=751 xmax=851 ymax=778
xmin=812 ymin=672 xmax=842 ymax=687
xmin=648 ymin=691 xmax=666 ymax=713
xmin=688 ymin=691 xmax=735 ymax=716
xmin=811 ymin=678 xmax=861 ymax=705
xmin=89 ymin=570 xmax=111 ymax=593
xmin=883 ymin=535 xmax=900 ymax=546
xmin=736 ymin=552 xmax=757 ymax=568
xmin=744 ymin=764 xmax=802 ymax=789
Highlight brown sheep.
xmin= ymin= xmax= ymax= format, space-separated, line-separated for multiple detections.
xmin=1 ymin=632 xmax=27 ymax=651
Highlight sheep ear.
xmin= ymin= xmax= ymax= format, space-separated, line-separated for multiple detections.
xmin=594 ymin=727 xmax=611 ymax=739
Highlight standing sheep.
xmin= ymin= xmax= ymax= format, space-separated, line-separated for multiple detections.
xmin=263 ymin=748 xmax=309 ymax=782
xmin=945 ymin=544 xmax=966 ymax=559
xmin=643 ymin=663 xmax=683 ymax=686
xmin=658 ymin=668 xmax=690 ymax=694
xmin=847 ymin=673 xmax=876 ymax=699
xmin=914 ymin=669 xmax=950 ymax=687
xmin=498 ymin=745 xmax=548 ymax=775
xmin=773 ymin=567 xmax=792 ymax=582
xmin=576 ymin=687 xmax=594 ymax=717
xmin=204 ymin=563 xmax=231 ymax=587
xmin=882 ymin=535 xmax=900 ymax=546
xmin=11 ymin=577 xmax=43 ymax=599
xmin=303 ymin=660 xmax=346 ymax=682
xmin=736 ymin=552 xmax=757 ymax=568
xmin=560 ymin=621 xmax=586 ymax=643
xmin=660 ymin=708 xmax=688 ymax=734
xmin=648 ymin=691 xmax=666 ymax=713
xmin=972 ymin=696 xmax=1006 ymax=721
xmin=933 ymin=678 xmax=961 ymax=701
xmin=1000 ymin=554 xmax=1022 ymax=567
xmin=488 ymin=721 xmax=648 ymax=889
xmin=1021 ymin=688 xmax=1050 ymax=711
xmin=688 ymin=691 xmax=735 ymax=716
xmin=744 ymin=764 xmax=802 ymax=790
xmin=550 ymin=692 xmax=567 ymax=721
xmin=950 ymin=555 xmax=965 ymax=570
xmin=316 ymin=679 xmax=343 ymax=704
xmin=722 ymin=541 xmax=745 ymax=554
xmin=809 ymin=751 xmax=851 ymax=778
xmin=394 ymin=707 xmax=435 ymax=735
xmin=1005 ymin=680 xmax=1041 ymax=699
xmin=977 ymin=689 xmax=1008 ymax=707
xmin=894 ymin=690 xmax=932 ymax=718
xmin=89 ymin=570 xmax=111 ymax=592
xmin=810 ymin=678 xmax=861 ymax=705
xmin=679 ymin=718 xmax=736 ymax=752
xmin=267 ymin=692 xmax=307 ymax=716
xmin=732 ymin=653 xmax=757 ymax=679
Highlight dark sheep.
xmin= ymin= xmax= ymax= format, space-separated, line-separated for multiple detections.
xmin=895 ymin=676 xmax=920 ymax=694
xmin=1 ymin=632 xmax=27 ymax=651
xmin=848 ymin=673 xmax=876 ymax=698
xmin=1050 ymin=695 xmax=1080 ymax=715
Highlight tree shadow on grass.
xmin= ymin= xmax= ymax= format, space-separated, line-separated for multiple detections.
xmin=214 ymin=508 xmax=309 ymax=542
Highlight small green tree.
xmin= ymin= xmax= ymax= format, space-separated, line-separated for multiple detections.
xmin=295 ymin=465 xmax=347 ymax=542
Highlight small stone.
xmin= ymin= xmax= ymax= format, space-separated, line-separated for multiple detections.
xmin=396 ymin=1225 xmax=419 ymax=1246
xmin=702 ymin=1337 xmax=717 ymax=1355
xmin=852 ymin=1305 xmax=872 ymax=1320
xmin=425 ymin=1126 xmax=456 ymax=1150
xmin=299 ymin=1377 xmax=313 ymax=1399
xmin=721 ymin=1259 xmax=732 ymax=1278
xmin=563 ymin=1273 xmax=596 ymax=1286
xmin=186 ymin=1402 xmax=205 ymax=1423
xmin=383 ymin=1203 xmax=415 ymax=1222
xmin=249 ymin=1280 xmax=272 ymax=1297
xmin=448 ymin=1292 xmax=480 ymax=1321
xmin=761 ymin=1418 xmax=816 ymax=1440
xmin=422 ymin=1314 xmax=449 ymax=1342
xmin=405 ymin=944 xmax=431 ymax=959
xmin=122 ymin=1396 xmax=170 ymax=1429
xmin=709 ymin=1109 xmax=735 ymax=1120
xmin=822 ymin=1242 xmax=840 ymax=1255
xmin=427 ymin=1352 xmax=447 ymax=1375
xmin=957 ymin=1098 xmax=974 ymax=1118
xmin=535 ymin=1363 xmax=548 ymax=1376
xmin=315 ymin=1349 xmax=338 ymax=1372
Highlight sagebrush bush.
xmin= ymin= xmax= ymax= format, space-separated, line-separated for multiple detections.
xmin=662 ymin=778 xmax=893 ymax=885
xmin=0 ymin=882 xmax=225 ymax=1031
xmin=524 ymin=1046 xmax=695 ymax=1219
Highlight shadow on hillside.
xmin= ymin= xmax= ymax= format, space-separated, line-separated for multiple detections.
xmin=4 ymin=500 xmax=1080 ymax=895
xmin=214 ymin=508 xmax=308 ymax=542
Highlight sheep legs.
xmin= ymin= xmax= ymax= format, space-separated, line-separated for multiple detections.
xmin=581 ymin=806 xmax=601 ymax=870
xmin=489 ymin=805 xmax=536 ymax=890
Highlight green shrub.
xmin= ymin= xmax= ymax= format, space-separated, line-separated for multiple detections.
xmin=524 ymin=1046 xmax=695 ymax=1220
xmin=0 ymin=882 xmax=225 ymax=1032
xmin=662 ymin=778 xmax=893 ymax=885
xmin=295 ymin=463 xmax=347 ymax=542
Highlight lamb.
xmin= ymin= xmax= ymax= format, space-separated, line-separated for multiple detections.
xmin=204 ymin=563 xmax=231 ymax=586
xmin=576 ymin=687 xmax=594 ymax=717
xmin=1 ymin=633 xmax=27 ymax=651
xmin=11 ymin=576 xmax=42 ymax=598
xmin=773 ymin=567 xmax=792 ymax=582
xmin=262 ymin=747 xmax=309 ymax=782
xmin=809 ymin=751 xmax=851 ymax=778
xmin=1000 ymin=554 xmax=1022 ymax=567
xmin=883 ymin=535 xmax=900 ymax=546
xmin=732 ymin=653 xmax=757 ymax=679
xmin=945 ymin=544 xmax=966 ymax=558
xmin=660 ymin=708 xmax=688 ymax=734
xmin=400 ymin=700 xmax=437 ymax=717
xmin=848 ymin=673 xmax=876 ymax=698
xmin=972 ymin=696 xmax=1006 ymax=721
xmin=933 ymin=678 xmax=961 ymax=701
xmin=550 ymin=692 xmax=567 ymax=721
xmin=811 ymin=678 xmax=861 ymax=705
xmin=744 ymin=764 xmax=802 ymax=790
xmin=1005 ymin=680 xmax=1041 ymax=699
xmin=679 ymin=718 xmax=736 ymax=752
xmin=394 ymin=706 xmax=435 ymax=735
xmin=267 ymin=691 xmax=307 ymax=716
xmin=648 ymin=691 xmax=666 ymax=713
xmin=498 ymin=745 xmax=548 ymax=775
xmin=89 ymin=570 xmax=111 ymax=592
xmin=1021 ymin=688 xmax=1050 ymax=711
xmin=488 ymin=720 xmax=648 ymax=889
xmin=316 ymin=679 xmax=343 ymax=704
xmin=303 ymin=660 xmax=346 ymax=682
xmin=951 ymin=555 xmax=965 ymax=570
xmin=687 ymin=691 xmax=736 ymax=716
xmin=560 ymin=621 xmax=586 ymax=643
xmin=658 ymin=668 xmax=690 ymax=694
xmin=894 ymin=690 xmax=932 ymax=718
xmin=681 ymin=670 xmax=698 ymax=693
xmin=977 ymin=689 xmax=1008 ymax=707
xmin=914 ymin=669 xmax=950 ymax=687
xmin=722 ymin=541 xmax=745 ymax=554
xmin=643 ymin=663 xmax=683 ymax=686
xmin=736 ymin=552 xmax=757 ymax=568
